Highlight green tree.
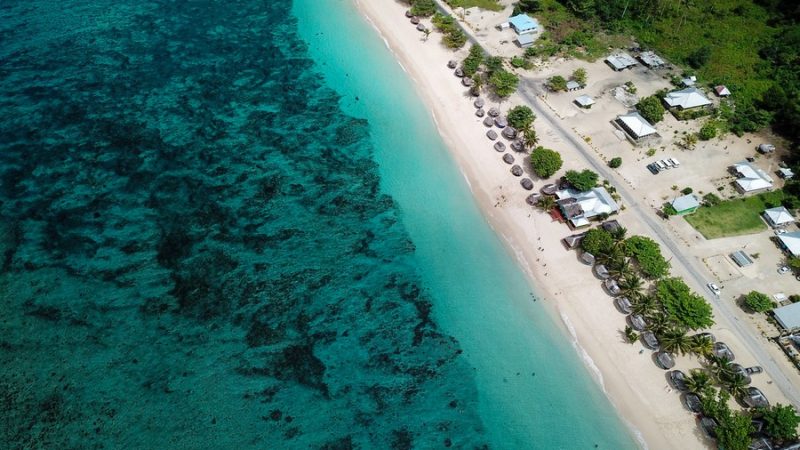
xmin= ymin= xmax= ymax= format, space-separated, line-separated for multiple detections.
xmin=513 ymin=0 xmax=542 ymax=14
xmin=581 ymin=228 xmax=614 ymax=256
xmin=722 ymin=373 xmax=750 ymax=399
xmin=610 ymin=226 xmax=627 ymax=242
xmin=529 ymin=147 xmax=562 ymax=178
xmin=547 ymin=75 xmax=568 ymax=92
xmin=623 ymin=235 xmax=671 ymax=278
xmin=521 ymin=125 xmax=539 ymax=150
xmin=537 ymin=195 xmax=556 ymax=212
xmin=608 ymin=157 xmax=622 ymax=168
xmin=679 ymin=133 xmax=699 ymax=150
xmin=462 ymin=44 xmax=484 ymax=77
xmin=618 ymin=273 xmax=644 ymax=297
xmin=564 ymin=169 xmax=599 ymax=191
xmin=690 ymin=334 xmax=714 ymax=357
xmin=572 ymin=67 xmax=587 ymax=85
xmin=507 ymin=105 xmax=536 ymax=130
xmin=631 ymin=295 xmax=659 ymax=316
xmin=489 ymin=69 xmax=519 ymax=97
xmin=655 ymin=277 xmax=714 ymax=330
xmin=698 ymin=122 xmax=717 ymax=140
xmin=658 ymin=327 xmax=693 ymax=355
xmin=701 ymin=388 xmax=731 ymax=420
xmin=759 ymin=404 xmax=800 ymax=444
xmin=410 ymin=0 xmax=437 ymax=17
xmin=687 ymin=46 xmax=711 ymax=69
xmin=443 ymin=28 xmax=467 ymax=49
xmin=743 ymin=291 xmax=775 ymax=313
xmin=624 ymin=325 xmax=639 ymax=343
xmin=484 ymin=56 xmax=504 ymax=74
xmin=716 ymin=411 xmax=755 ymax=450
xmin=636 ymin=95 xmax=666 ymax=123
xmin=684 ymin=369 xmax=712 ymax=393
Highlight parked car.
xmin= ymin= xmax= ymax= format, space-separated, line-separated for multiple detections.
xmin=779 ymin=266 xmax=791 ymax=274
xmin=776 ymin=228 xmax=788 ymax=235
xmin=707 ymin=283 xmax=721 ymax=296
xmin=647 ymin=163 xmax=660 ymax=175
xmin=745 ymin=366 xmax=763 ymax=375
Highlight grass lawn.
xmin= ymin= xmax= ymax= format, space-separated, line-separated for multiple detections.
xmin=445 ymin=0 xmax=503 ymax=12
xmin=685 ymin=191 xmax=785 ymax=239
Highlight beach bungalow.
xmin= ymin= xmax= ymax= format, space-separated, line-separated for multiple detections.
xmin=562 ymin=232 xmax=587 ymax=249
xmin=614 ymin=111 xmax=658 ymax=144
xmin=580 ymin=251 xmax=595 ymax=266
xmin=684 ymin=393 xmax=702 ymax=413
xmin=605 ymin=52 xmax=637 ymax=71
xmin=601 ymin=219 xmax=623 ymax=234
xmin=663 ymin=87 xmax=712 ymax=110
xmin=566 ymin=80 xmax=582 ymax=91
xmin=638 ymin=51 xmax=665 ymax=68
xmin=773 ymin=302 xmax=800 ymax=330
xmin=508 ymin=14 xmax=538 ymax=35
xmin=732 ymin=161 xmax=774 ymax=194
xmin=628 ymin=314 xmax=647 ymax=331
xmin=555 ymin=187 xmax=620 ymax=228
xmin=715 ymin=85 xmax=731 ymax=97
xmin=778 ymin=232 xmax=800 ymax=257
xmin=574 ymin=95 xmax=594 ymax=109
xmin=764 ymin=206 xmax=794 ymax=228
xmin=670 ymin=194 xmax=700 ymax=215
xmin=713 ymin=342 xmax=735 ymax=361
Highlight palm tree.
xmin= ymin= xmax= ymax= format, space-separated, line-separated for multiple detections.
xmin=618 ymin=273 xmax=643 ymax=297
xmin=707 ymin=355 xmax=735 ymax=381
xmin=422 ymin=29 xmax=431 ymax=42
xmin=631 ymin=295 xmax=659 ymax=316
xmin=537 ymin=195 xmax=556 ymax=212
xmin=646 ymin=313 xmax=672 ymax=335
xmin=521 ymin=124 xmax=538 ymax=150
xmin=690 ymin=334 xmax=714 ymax=357
xmin=684 ymin=369 xmax=712 ymax=394
xmin=597 ymin=246 xmax=625 ymax=268
xmin=607 ymin=257 xmax=631 ymax=278
xmin=470 ymin=74 xmax=483 ymax=96
xmin=658 ymin=327 xmax=693 ymax=355
xmin=610 ymin=226 xmax=628 ymax=243
xmin=723 ymin=373 xmax=750 ymax=399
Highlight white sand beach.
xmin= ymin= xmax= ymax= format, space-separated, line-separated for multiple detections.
xmin=350 ymin=1 xmax=799 ymax=449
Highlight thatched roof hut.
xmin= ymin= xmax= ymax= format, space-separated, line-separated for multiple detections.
xmin=486 ymin=130 xmax=498 ymax=140
xmin=603 ymin=278 xmax=621 ymax=296
xmin=511 ymin=140 xmax=524 ymax=152
xmin=593 ymin=264 xmax=610 ymax=280
xmin=474 ymin=97 xmax=485 ymax=108
xmin=406 ymin=10 xmax=413 ymax=18
xmin=410 ymin=16 xmax=420 ymax=24
xmin=641 ymin=330 xmax=659 ymax=350
xmin=494 ymin=117 xmax=508 ymax=128
xmin=447 ymin=60 xmax=457 ymax=69
xmin=744 ymin=387 xmax=769 ymax=408
xmin=502 ymin=153 xmax=515 ymax=164
xmin=461 ymin=77 xmax=474 ymax=87
xmin=656 ymin=351 xmax=675 ymax=369
xmin=540 ymin=184 xmax=558 ymax=195
xmin=580 ymin=251 xmax=595 ymax=265
xmin=669 ymin=370 xmax=688 ymax=391
xmin=520 ymin=178 xmax=534 ymax=190
xmin=494 ymin=141 xmax=506 ymax=152
xmin=713 ymin=342 xmax=735 ymax=361
xmin=483 ymin=116 xmax=495 ymax=127
xmin=416 ymin=24 xmax=427 ymax=32
xmin=684 ymin=393 xmax=702 ymax=413
xmin=562 ymin=232 xmax=586 ymax=249
xmin=502 ymin=126 xmax=517 ymax=139
xmin=526 ymin=193 xmax=542 ymax=206
xmin=628 ymin=314 xmax=647 ymax=331
xmin=476 ymin=108 xmax=485 ymax=117
xmin=615 ymin=296 xmax=632 ymax=314
xmin=731 ymin=364 xmax=752 ymax=384
xmin=488 ymin=107 xmax=500 ymax=117
xmin=511 ymin=165 xmax=523 ymax=177
xmin=700 ymin=417 xmax=718 ymax=438
xmin=454 ymin=68 xmax=465 ymax=78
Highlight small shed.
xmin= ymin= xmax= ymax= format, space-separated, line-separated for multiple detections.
xmin=774 ymin=302 xmax=800 ymax=330
xmin=574 ymin=95 xmax=594 ymax=109
xmin=763 ymin=206 xmax=794 ymax=228
xmin=566 ymin=80 xmax=582 ymax=91
xmin=681 ymin=75 xmax=697 ymax=87
xmin=730 ymin=250 xmax=754 ymax=267
xmin=779 ymin=168 xmax=795 ymax=179
xmin=671 ymin=194 xmax=700 ymax=215
xmin=715 ymin=85 xmax=731 ymax=97
xmin=638 ymin=51 xmax=665 ymax=68
xmin=517 ymin=33 xmax=535 ymax=48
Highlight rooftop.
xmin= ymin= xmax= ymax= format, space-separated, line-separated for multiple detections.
xmin=556 ymin=187 xmax=620 ymax=227
xmin=730 ymin=250 xmax=754 ymax=267
xmin=733 ymin=161 xmax=774 ymax=193
xmin=778 ymin=231 xmax=800 ymax=257
xmin=575 ymin=94 xmax=594 ymax=107
xmin=605 ymin=52 xmax=637 ymax=70
xmin=616 ymin=111 xmax=657 ymax=139
xmin=638 ymin=51 xmax=665 ymax=67
xmin=715 ymin=85 xmax=731 ymax=96
xmin=764 ymin=206 xmax=794 ymax=226
xmin=508 ymin=14 xmax=538 ymax=34
xmin=663 ymin=87 xmax=712 ymax=109
xmin=671 ymin=194 xmax=700 ymax=212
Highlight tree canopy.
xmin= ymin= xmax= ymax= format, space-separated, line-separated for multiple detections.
xmin=507 ymin=105 xmax=536 ymax=130
xmin=564 ymin=169 xmax=598 ymax=191
xmin=698 ymin=122 xmax=717 ymax=140
xmin=461 ymin=44 xmax=484 ymax=77
xmin=623 ymin=235 xmax=670 ymax=279
xmin=489 ymin=69 xmax=519 ymax=98
xmin=529 ymin=147 xmax=562 ymax=178
xmin=581 ymin=228 xmax=614 ymax=256
xmin=743 ymin=291 xmax=774 ymax=313
xmin=547 ymin=75 xmax=567 ymax=92
xmin=572 ymin=67 xmax=587 ymax=85
xmin=636 ymin=95 xmax=665 ymax=124
xmin=409 ymin=0 xmax=437 ymax=17
xmin=608 ymin=157 xmax=622 ymax=168
xmin=716 ymin=411 xmax=755 ymax=450
xmin=655 ymin=277 xmax=714 ymax=330
xmin=759 ymin=404 xmax=800 ymax=444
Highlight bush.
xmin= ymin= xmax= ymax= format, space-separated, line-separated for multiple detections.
xmin=636 ymin=95 xmax=665 ymax=124
xmin=572 ymin=68 xmax=587 ymax=85
xmin=743 ymin=291 xmax=775 ymax=313
xmin=565 ymin=169 xmax=599 ymax=191
xmin=529 ymin=147 xmax=563 ymax=178
xmin=489 ymin=69 xmax=519 ymax=98
xmin=443 ymin=28 xmax=467 ymax=49
xmin=507 ymin=105 xmax=536 ymax=130
xmin=548 ymin=75 xmax=568 ymax=92
xmin=462 ymin=45 xmax=484 ymax=77
xmin=681 ymin=187 xmax=693 ymax=195
xmin=581 ymin=228 xmax=614 ymax=255
xmin=656 ymin=277 xmax=715 ymax=330
xmin=410 ymin=0 xmax=437 ymax=17
xmin=687 ymin=46 xmax=711 ymax=69
xmin=484 ymin=56 xmax=504 ymax=74
xmin=510 ymin=56 xmax=530 ymax=69
xmin=703 ymin=192 xmax=721 ymax=206
xmin=624 ymin=235 xmax=671 ymax=279
xmin=698 ymin=122 xmax=717 ymax=140
xmin=608 ymin=157 xmax=622 ymax=168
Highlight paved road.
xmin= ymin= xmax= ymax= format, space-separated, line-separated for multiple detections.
xmin=518 ymin=76 xmax=800 ymax=406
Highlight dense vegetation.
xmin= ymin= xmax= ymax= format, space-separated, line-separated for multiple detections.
xmin=655 ymin=277 xmax=714 ymax=330
xmin=545 ymin=0 xmax=800 ymax=152
xmin=445 ymin=0 xmax=503 ymax=11
xmin=408 ymin=0 xmax=437 ymax=17
xmin=507 ymin=106 xmax=536 ymax=129
xmin=636 ymin=96 xmax=665 ymax=124
xmin=623 ymin=235 xmax=671 ymax=279
xmin=759 ymin=404 xmax=800 ymax=444
xmin=529 ymin=147 xmax=563 ymax=178
xmin=742 ymin=290 xmax=775 ymax=313
xmin=432 ymin=13 xmax=468 ymax=49
xmin=564 ymin=169 xmax=598 ymax=191
xmin=608 ymin=157 xmax=622 ymax=168
xmin=461 ymin=45 xmax=484 ymax=77
xmin=581 ymin=228 xmax=613 ymax=255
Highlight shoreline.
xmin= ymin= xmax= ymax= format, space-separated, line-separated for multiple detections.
xmin=352 ymin=1 xmax=706 ymax=448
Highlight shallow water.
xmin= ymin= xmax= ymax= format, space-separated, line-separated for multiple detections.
xmin=0 ymin=0 xmax=636 ymax=448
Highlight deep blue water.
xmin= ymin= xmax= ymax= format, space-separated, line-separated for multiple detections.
xmin=0 ymin=0 xmax=637 ymax=448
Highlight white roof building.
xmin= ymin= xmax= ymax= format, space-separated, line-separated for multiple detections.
xmin=733 ymin=161 xmax=774 ymax=193
xmin=516 ymin=33 xmax=535 ymax=48
xmin=681 ymin=75 xmax=697 ymax=86
xmin=778 ymin=231 xmax=800 ymax=257
xmin=663 ymin=87 xmax=712 ymax=109
xmin=671 ymin=194 xmax=700 ymax=213
xmin=764 ymin=206 xmax=794 ymax=227
xmin=566 ymin=80 xmax=582 ymax=91
xmin=774 ymin=301 xmax=800 ymax=330
xmin=615 ymin=112 xmax=657 ymax=140
xmin=605 ymin=53 xmax=637 ymax=71
xmin=575 ymin=95 xmax=594 ymax=108
xmin=638 ymin=51 xmax=665 ymax=68
xmin=556 ymin=187 xmax=620 ymax=228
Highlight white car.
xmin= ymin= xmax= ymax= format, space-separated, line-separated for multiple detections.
xmin=775 ymin=228 xmax=788 ymax=235
xmin=779 ymin=266 xmax=791 ymax=274
xmin=707 ymin=283 xmax=721 ymax=296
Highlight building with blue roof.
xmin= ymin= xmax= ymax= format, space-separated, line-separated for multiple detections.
xmin=508 ymin=14 xmax=538 ymax=35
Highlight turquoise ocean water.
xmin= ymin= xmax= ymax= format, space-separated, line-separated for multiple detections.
xmin=0 ymin=0 xmax=636 ymax=448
